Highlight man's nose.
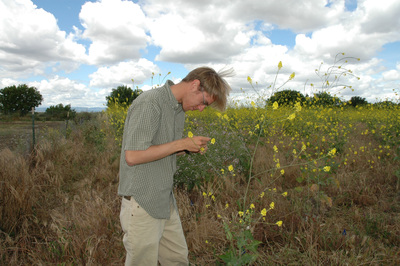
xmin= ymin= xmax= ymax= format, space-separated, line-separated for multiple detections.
xmin=198 ymin=105 xmax=206 ymax=112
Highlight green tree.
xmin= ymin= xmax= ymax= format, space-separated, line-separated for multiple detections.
xmin=349 ymin=96 xmax=368 ymax=107
xmin=0 ymin=84 xmax=43 ymax=116
xmin=312 ymin=91 xmax=341 ymax=106
xmin=106 ymin=85 xmax=142 ymax=108
xmin=267 ymin=89 xmax=305 ymax=107
xmin=45 ymin=104 xmax=76 ymax=120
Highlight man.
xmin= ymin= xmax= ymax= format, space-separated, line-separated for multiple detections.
xmin=118 ymin=67 xmax=232 ymax=265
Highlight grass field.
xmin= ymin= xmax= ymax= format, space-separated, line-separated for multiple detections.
xmin=1 ymin=104 xmax=400 ymax=265
xmin=0 ymin=120 xmax=65 ymax=152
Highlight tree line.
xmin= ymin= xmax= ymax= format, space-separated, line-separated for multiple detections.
xmin=0 ymin=84 xmax=143 ymax=119
xmin=0 ymin=84 xmax=397 ymax=119
xmin=266 ymin=89 xmax=398 ymax=108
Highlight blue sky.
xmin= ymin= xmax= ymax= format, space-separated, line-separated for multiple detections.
xmin=1 ymin=0 xmax=399 ymax=108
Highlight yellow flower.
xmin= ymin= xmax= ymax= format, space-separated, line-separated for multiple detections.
xmin=269 ymin=202 xmax=275 ymax=209
xmin=247 ymin=76 xmax=253 ymax=84
xmin=200 ymin=147 xmax=205 ymax=152
xmin=295 ymin=102 xmax=302 ymax=112
xmin=301 ymin=143 xmax=306 ymax=152
xmin=250 ymin=101 xmax=256 ymax=108
xmin=289 ymin=72 xmax=295 ymax=80
xmin=328 ymin=148 xmax=336 ymax=157
xmin=188 ymin=131 xmax=193 ymax=138
xmin=273 ymin=101 xmax=279 ymax=110
xmin=211 ymin=195 xmax=216 ymax=201
xmin=261 ymin=208 xmax=267 ymax=217
xmin=282 ymin=192 xmax=288 ymax=197
xmin=250 ymin=203 xmax=255 ymax=209
xmin=293 ymin=149 xmax=297 ymax=155
xmin=211 ymin=138 xmax=215 ymax=144
xmin=259 ymin=192 xmax=265 ymax=198
xmin=323 ymin=166 xmax=331 ymax=172
xmin=225 ymin=203 xmax=229 ymax=209
xmin=288 ymin=113 xmax=296 ymax=120
xmin=273 ymin=145 xmax=278 ymax=152
xmin=276 ymin=221 xmax=283 ymax=227
xmin=221 ymin=169 xmax=225 ymax=174
xmin=228 ymin=165 xmax=234 ymax=172
xmin=202 ymin=192 xmax=207 ymax=197
xmin=238 ymin=211 xmax=244 ymax=217
xmin=280 ymin=169 xmax=285 ymax=175
xmin=278 ymin=61 xmax=282 ymax=70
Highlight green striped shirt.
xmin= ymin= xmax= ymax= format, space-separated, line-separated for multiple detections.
xmin=118 ymin=80 xmax=185 ymax=219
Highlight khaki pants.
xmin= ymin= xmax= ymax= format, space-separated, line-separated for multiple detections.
xmin=120 ymin=197 xmax=189 ymax=266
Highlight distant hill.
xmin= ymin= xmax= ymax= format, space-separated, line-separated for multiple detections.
xmin=35 ymin=107 xmax=106 ymax=113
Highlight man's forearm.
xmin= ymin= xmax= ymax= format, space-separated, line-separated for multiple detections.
xmin=125 ymin=140 xmax=183 ymax=166
xmin=125 ymin=136 xmax=211 ymax=166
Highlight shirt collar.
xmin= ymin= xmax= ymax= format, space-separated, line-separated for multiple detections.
xmin=165 ymin=80 xmax=183 ymax=112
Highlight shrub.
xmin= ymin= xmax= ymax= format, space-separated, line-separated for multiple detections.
xmin=267 ymin=90 xmax=306 ymax=107
xmin=349 ymin=96 xmax=368 ymax=107
xmin=45 ymin=104 xmax=76 ymax=121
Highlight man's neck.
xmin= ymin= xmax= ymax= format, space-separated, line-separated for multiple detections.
xmin=170 ymin=82 xmax=188 ymax=104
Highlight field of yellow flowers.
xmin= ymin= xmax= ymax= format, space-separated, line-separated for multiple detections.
xmin=104 ymin=91 xmax=400 ymax=264
xmin=1 ymin=101 xmax=399 ymax=265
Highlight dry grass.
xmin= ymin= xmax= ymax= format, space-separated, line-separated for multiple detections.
xmin=1 ymin=111 xmax=400 ymax=265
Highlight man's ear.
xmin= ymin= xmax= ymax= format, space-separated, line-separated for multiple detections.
xmin=191 ymin=79 xmax=200 ymax=90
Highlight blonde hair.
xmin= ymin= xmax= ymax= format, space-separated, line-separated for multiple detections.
xmin=182 ymin=67 xmax=234 ymax=111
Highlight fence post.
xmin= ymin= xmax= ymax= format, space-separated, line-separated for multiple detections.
xmin=32 ymin=107 xmax=35 ymax=150
xmin=65 ymin=111 xmax=69 ymax=137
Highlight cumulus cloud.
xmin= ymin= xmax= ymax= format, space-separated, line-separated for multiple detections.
xmin=89 ymin=58 xmax=159 ymax=88
xmin=80 ymin=0 xmax=150 ymax=65
xmin=1 ymin=0 xmax=399 ymax=106
xmin=360 ymin=0 xmax=400 ymax=36
xmin=0 ymin=0 xmax=86 ymax=78
xmin=29 ymin=76 xmax=103 ymax=107
xmin=147 ymin=11 xmax=250 ymax=64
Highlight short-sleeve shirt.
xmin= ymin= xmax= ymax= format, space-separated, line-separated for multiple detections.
xmin=118 ymin=80 xmax=185 ymax=219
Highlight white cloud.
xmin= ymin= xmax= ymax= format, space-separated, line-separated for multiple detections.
xmin=148 ymin=13 xmax=250 ymax=64
xmin=80 ymin=0 xmax=150 ymax=65
xmin=0 ymin=0 xmax=87 ymax=78
xmin=89 ymin=58 xmax=159 ymax=88
xmin=0 ymin=78 xmax=19 ymax=88
xmin=1 ymin=0 xmax=399 ymax=106
xmin=229 ymin=0 xmax=345 ymax=32
xmin=360 ymin=0 xmax=400 ymax=37
xmin=382 ymin=64 xmax=400 ymax=81
xmin=29 ymin=76 xmax=103 ymax=107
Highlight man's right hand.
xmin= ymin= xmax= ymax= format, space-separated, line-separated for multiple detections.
xmin=184 ymin=136 xmax=211 ymax=154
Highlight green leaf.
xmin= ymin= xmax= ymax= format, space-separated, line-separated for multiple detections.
xmin=295 ymin=186 xmax=304 ymax=192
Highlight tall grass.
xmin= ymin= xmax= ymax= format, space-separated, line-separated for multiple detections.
xmin=1 ymin=113 xmax=124 ymax=265
xmin=1 ymin=104 xmax=399 ymax=265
